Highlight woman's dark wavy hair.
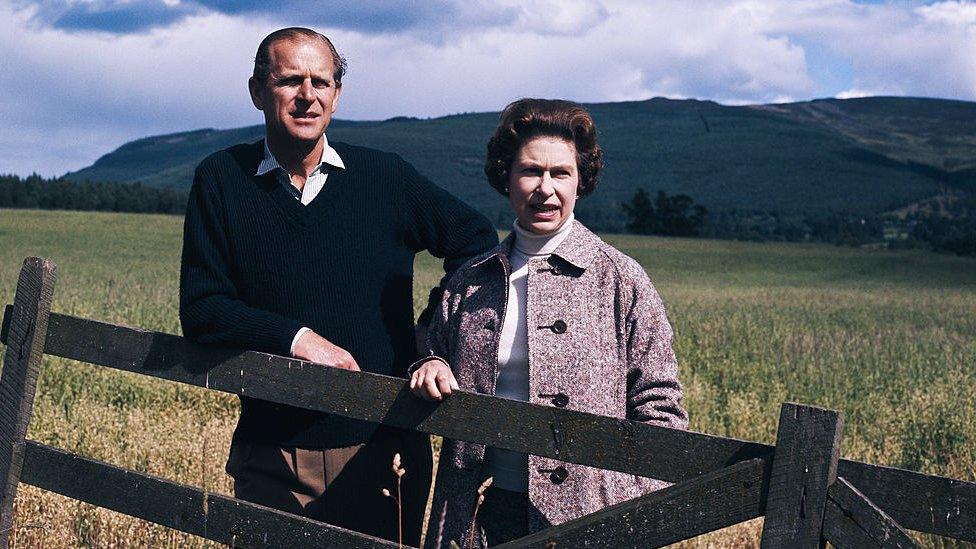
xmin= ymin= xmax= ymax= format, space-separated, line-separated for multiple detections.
xmin=485 ymin=98 xmax=603 ymax=198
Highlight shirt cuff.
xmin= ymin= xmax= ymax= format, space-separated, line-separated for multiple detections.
xmin=407 ymin=354 xmax=450 ymax=376
xmin=290 ymin=327 xmax=312 ymax=356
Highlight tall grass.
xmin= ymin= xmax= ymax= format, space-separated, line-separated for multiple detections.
xmin=2 ymin=209 xmax=974 ymax=547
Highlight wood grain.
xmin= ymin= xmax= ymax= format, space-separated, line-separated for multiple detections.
xmin=21 ymin=441 xmax=402 ymax=549
xmin=40 ymin=311 xmax=773 ymax=483
xmin=6 ymin=308 xmax=975 ymax=543
xmin=760 ymin=403 xmax=843 ymax=549
xmin=822 ymin=477 xmax=918 ymax=549
xmin=0 ymin=258 xmax=57 ymax=548
xmin=496 ymin=458 xmax=769 ymax=549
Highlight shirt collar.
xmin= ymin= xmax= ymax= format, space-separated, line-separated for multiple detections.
xmin=255 ymin=133 xmax=345 ymax=176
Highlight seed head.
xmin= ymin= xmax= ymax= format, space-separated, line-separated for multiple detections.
xmin=477 ymin=476 xmax=493 ymax=495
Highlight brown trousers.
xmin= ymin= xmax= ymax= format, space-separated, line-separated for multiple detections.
xmin=477 ymin=487 xmax=530 ymax=546
xmin=227 ymin=427 xmax=432 ymax=546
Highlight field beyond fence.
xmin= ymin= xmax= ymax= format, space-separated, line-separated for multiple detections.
xmin=1 ymin=209 xmax=975 ymax=547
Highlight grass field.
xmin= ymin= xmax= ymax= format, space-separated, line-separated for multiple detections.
xmin=1 ymin=208 xmax=974 ymax=548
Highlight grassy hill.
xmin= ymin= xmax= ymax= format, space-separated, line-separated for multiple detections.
xmin=65 ymin=96 xmax=976 ymax=230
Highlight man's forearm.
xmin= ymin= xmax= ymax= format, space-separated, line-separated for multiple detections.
xmin=179 ymin=291 xmax=305 ymax=356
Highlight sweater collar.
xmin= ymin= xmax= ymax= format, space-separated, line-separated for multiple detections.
xmin=511 ymin=213 xmax=575 ymax=257
xmin=471 ymin=218 xmax=602 ymax=272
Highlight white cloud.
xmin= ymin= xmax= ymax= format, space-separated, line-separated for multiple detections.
xmin=336 ymin=0 xmax=819 ymax=118
xmin=1 ymin=0 xmax=974 ymax=176
xmin=835 ymin=88 xmax=873 ymax=100
xmin=916 ymin=1 xmax=976 ymax=26
xmin=758 ymin=0 xmax=976 ymax=100
xmin=503 ymin=0 xmax=610 ymax=35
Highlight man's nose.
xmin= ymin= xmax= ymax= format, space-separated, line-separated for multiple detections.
xmin=297 ymin=78 xmax=314 ymax=101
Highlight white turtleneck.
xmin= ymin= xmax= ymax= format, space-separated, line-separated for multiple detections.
xmin=485 ymin=214 xmax=574 ymax=493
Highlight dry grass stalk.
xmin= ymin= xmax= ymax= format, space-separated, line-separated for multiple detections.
xmin=434 ymin=500 xmax=448 ymax=549
xmin=466 ymin=476 xmax=493 ymax=548
xmin=382 ymin=452 xmax=407 ymax=548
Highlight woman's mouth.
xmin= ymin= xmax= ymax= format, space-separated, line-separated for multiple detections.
xmin=530 ymin=204 xmax=560 ymax=219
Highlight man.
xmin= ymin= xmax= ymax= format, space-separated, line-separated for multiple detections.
xmin=179 ymin=27 xmax=497 ymax=545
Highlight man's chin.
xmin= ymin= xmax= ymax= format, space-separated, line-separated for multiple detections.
xmin=293 ymin=127 xmax=326 ymax=140
xmin=277 ymin=128 xmax=326 ymax=146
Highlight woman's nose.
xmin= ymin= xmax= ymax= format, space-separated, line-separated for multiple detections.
xmin=537 ymin=172 xmax=555 ymax=195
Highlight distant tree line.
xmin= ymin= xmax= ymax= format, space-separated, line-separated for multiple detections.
xmin=701 ymin=210 xmax=884 ymax=245
xmin=622 ymin=188 xmax=707 ymax=237
xmin=0 ymin=174 xmax=188 ymax=214
xmin=621 ymin=187 xmax=976 ymax=256
xmin=903 ymin=193 xmax=976 ymax=256
xmin=3 ymin=174 xmax=972 ymax=257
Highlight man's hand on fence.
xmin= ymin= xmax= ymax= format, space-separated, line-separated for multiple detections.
xmin=292 ymin=331 xmax=361 ymax=371
xmin=410 ymin=359 xmax=458 ymax=401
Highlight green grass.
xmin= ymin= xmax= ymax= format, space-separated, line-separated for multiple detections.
xmin=2 ymin=208 xmax=975 ymax=547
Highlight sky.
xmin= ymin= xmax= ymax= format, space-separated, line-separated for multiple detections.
xmin=1 ymin=0 xmax=975 ymax=177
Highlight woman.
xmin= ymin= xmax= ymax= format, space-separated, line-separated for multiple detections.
xmin=410 ymin=98 xmax=688 ymax=547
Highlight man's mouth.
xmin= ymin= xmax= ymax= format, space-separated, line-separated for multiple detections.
xmin=291 ymin=112 xmax=320 ymax=119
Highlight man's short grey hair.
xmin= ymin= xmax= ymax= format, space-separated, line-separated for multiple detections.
xmin=253 ymin=27 xmax=347 ymax=84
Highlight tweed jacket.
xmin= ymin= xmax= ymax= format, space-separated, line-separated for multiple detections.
xmin=422 ymin=220 xmax=688 ymax=548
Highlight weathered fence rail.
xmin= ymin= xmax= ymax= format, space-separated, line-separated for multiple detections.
xmin=1 ymin=256 xmax=974 ymax=548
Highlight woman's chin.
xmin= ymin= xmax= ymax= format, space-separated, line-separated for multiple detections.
xmin=519 ymin=216 xmax=565 ymax=235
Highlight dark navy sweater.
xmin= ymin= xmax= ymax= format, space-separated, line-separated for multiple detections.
xmin=179 ymin=140 xmax=497 ymax=448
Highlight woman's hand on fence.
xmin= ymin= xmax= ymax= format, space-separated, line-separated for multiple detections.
xmin=292 ymin=331 xmax=361 ymax=371
xmin=409 ymin=359 xmax=459 ymax=401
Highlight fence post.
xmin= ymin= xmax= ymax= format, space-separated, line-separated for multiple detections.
xmin=0 ymin=257 xmax=57 ymax=548
xmin=760 ymin=402 xmax=844 ymax=549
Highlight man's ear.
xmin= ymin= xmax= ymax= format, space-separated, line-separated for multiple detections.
xmin=329 ymin=82 xmax=343 ymax=114
xmin=248 ymin=76 xmax=265 ymax=111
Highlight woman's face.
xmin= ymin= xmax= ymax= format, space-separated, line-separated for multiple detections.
xmin=508 ymin=136 xmax=579 ymax=235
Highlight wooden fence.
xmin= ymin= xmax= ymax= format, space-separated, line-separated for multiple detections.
xmin=0 ymin=256 xmax=974 ymax=548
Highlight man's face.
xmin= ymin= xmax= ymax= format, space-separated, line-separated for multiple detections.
xmin=248 ymin=38 xmax=342 ymax=147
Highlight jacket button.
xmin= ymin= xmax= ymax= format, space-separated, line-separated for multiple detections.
xmin=552 ymin=393 xmax=569 ymax=408
xmin=551 ymin=320 xmax=567 ymax=334
xmin=550 ymin=466 xmax=568 ymax=484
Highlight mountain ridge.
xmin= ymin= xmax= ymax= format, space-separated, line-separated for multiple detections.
xmin=65 ymin=96 xmax=976 ymax=231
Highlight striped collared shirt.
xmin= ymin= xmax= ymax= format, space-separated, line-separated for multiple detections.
xmin=255 ymin=134 xmax=345 ymax=206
